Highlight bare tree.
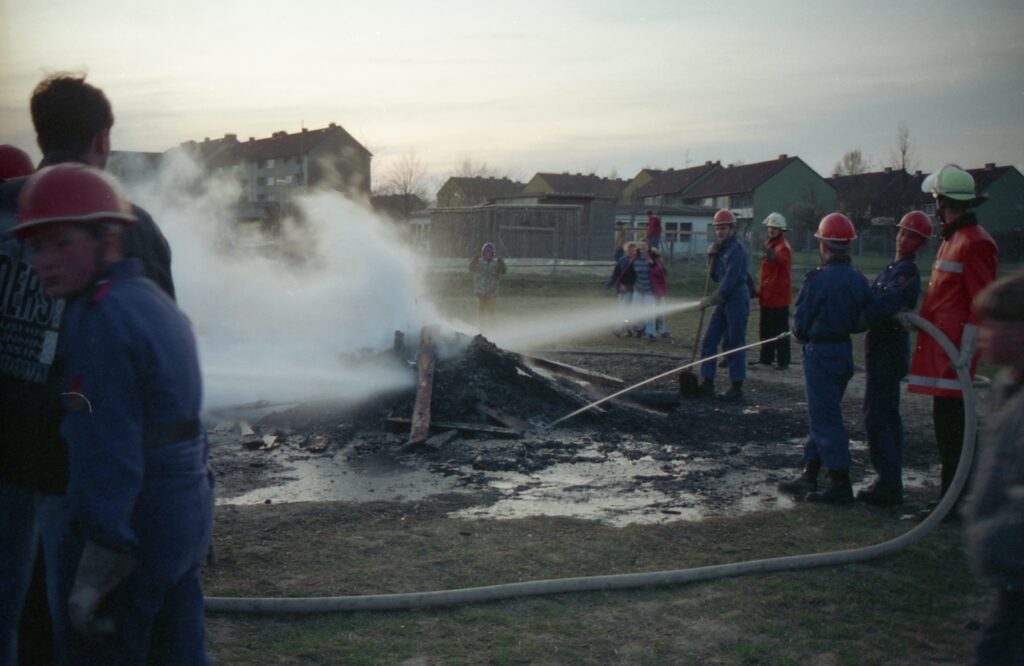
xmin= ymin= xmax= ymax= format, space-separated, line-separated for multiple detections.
xmin=454 ymin=158 xmax=494 ymax=179
xmin=379 ymin=150 xmax=432 ymax=201
xmin=888 ymin=122 xmax=919 ymax=173
xmin=833 ymin=149 xmax=871 ymax=177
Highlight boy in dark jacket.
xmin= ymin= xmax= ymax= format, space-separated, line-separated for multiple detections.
xmin=965 ymin=270 xmax=1024 ymax=665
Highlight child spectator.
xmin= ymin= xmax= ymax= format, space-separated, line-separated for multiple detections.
xmin=965 ymin=270 xmax=1024 ymax=665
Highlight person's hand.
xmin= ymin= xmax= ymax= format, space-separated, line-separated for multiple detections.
xmin=707 ymin=242 xmax=720 ymax=256
xmin=68 ymin=541 xmax=137 ymax=638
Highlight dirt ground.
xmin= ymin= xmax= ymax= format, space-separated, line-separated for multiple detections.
xmin=208 ymin=325 xmax=947 ymax=522
xmin=201 ymin=291 xmax=993 ymax=663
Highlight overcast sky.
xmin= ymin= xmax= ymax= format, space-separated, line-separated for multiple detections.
xmin=2 ymin=0 xmax=1022 ymax=186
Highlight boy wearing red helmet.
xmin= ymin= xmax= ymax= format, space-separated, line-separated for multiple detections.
xmin=12 ymin=164 xmax=211 ymax=664
xmin=779 ymin=213 xmax=871 ymax=504
xmin=855 ymin=212 xmax=929 ymax=506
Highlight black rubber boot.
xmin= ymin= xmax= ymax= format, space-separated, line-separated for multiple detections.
xmin=856 ymin=481 xmax=902 ymax=507
xmin=698 ymin=378 xmax=715 ymax=399
xmin=806 ymin=469 xmax=854 ymax=504
xmin=719 ymin=381 xmax=743 ymax=402
xmin=778 ymin=460 xmax=821 ymax=497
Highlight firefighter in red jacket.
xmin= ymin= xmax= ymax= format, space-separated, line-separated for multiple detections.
xmin=906 ymin=164 xmax=998 ymax=510
xmin=757 ymin=212 xmax=792 ymax=369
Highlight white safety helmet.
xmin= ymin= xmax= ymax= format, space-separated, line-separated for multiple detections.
xmin=762 ymin=212 xmax=787 ymax=230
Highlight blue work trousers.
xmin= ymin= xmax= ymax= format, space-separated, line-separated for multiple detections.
xmin=801 ymin=342 xmax=854 ymax=470
xmin=0 ymin=484 xmax=70 ymax=666
xmin=700 ymin=297 xmax=749 ymax=382
xmin=60 ymin=439 xmax=214 ymax=665
xmin=863 ymin=367 xmax=904 ymax=493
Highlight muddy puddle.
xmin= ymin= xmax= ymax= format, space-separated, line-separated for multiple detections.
xmin=212 ymin=430 xmax=940 ymax=526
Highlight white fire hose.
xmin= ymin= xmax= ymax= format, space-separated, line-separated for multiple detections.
xmin=204 ymin=313 xmax=975 ymax=614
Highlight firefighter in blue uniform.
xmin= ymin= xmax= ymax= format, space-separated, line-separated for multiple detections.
xmin=13 ymin=164 xmax=211 ymax=665
xmin=857 ymin=212 xmax=929 ymax=506
xmin=779 ymin=213 xmax=871 ymax=504
xmin=697 ymin=209 xmax=750 ymax=401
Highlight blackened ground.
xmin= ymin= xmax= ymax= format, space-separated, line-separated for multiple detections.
xmin=208 ymin=333 xmax=953 ymax=518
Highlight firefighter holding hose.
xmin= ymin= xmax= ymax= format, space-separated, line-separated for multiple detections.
xmin=904 ymin=164 xmax=998 ymax=516
xmin=855 ymin=211 xmax=928 ymax=506
xmin=12 ymin=164 xmax=212 ymax=664
xmin=696 ymin=209 xmax=751 ymax=401
xmin=779 ymin=213 xmax=871 ymax=504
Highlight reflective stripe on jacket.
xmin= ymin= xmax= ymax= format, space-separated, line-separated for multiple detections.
xmin=908 ymin=218 xmax=998 ymax=398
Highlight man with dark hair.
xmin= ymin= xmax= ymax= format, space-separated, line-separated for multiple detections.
xmin=0 ymin=73 xmax=176 ymax=664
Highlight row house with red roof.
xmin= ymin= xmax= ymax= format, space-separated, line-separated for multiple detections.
xmin=178 ymin=123 xmax=372 ymax=220
xmin=829 ymin=163 xmax=1024 ymax=260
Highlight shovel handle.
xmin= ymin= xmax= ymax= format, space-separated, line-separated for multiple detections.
xmin=689 ymin=265 xmax=714 ymax=364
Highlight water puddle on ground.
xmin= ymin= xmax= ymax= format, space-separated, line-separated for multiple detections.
xmin=451 ymin=447 xmax=797 ymax=527
xmin=219 ymin=437 xmax=935 ymax=527
xmin=219 ymin=450 xmax=468 ymax=505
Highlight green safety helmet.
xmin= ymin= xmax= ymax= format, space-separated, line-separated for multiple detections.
xmin=762 ymin=212 xmax=787 ymax=230
xmin=921 ymin=164 xmax=981 ymax=202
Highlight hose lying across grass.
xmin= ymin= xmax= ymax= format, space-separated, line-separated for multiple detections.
xmin=204 ymin=313 xmax=974 ymax=614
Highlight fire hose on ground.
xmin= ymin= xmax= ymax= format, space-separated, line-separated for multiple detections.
xmin=204 ymin=312 xmax=975 ymax=614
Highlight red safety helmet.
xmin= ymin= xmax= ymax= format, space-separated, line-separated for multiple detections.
xmin=0 ymin=145 xmax=35 ymax=182
xmin=897 ymin=210 xmax=932 ymax=239
xmin=14 ymin=163 xmax=137 ymax=239
xmin=712 ymin=209 xmax=737 ymax=225
xmin=814 ymin=213 xmax=857 ymax=242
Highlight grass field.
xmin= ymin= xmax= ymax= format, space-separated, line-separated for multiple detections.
xmin=202 ymin=258 xmax=1014 ymax=665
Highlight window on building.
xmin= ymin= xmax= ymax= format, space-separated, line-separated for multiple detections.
xmin=257 ymin=177 xmax=265 ymax=186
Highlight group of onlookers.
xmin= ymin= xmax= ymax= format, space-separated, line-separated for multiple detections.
xmin=606 ymin=219 xmax=670 ymax=342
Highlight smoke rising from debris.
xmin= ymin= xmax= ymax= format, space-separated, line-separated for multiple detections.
xmin=124 ymin=151 xmax=440 ymax=409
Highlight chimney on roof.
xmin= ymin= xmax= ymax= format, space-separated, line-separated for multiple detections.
xmin=667 ymin=167 xmax=674 ymax=172
xmin=727 ymin=163 xmax=734 ymax=168
xmin=575 ymin=172 xmax=582 ymax=176
xmin=248 ymin=137 xmax=255 ymax=142
xmin=302 ymin=128 xmax=308 ymax=133
xmin=272 ymin=131 xmax=287 ymax=139
xmin=884 ymin=167 xmax=892 ymax=173
xmin=203 ymin=137 xmax=210 ymax=143
xmin=328 ymin=122 xmax=337 ymax=128
xmin=985 ymin=162 xmax=995 ymax=170
xmin=914 ymin=170 xmax=922 ymax=177
xmin=224 ymin=133 xmax=237 ymax=141
xmin=778 ymin=154 xmax=788 ymax=160
xmin=705 ymin=160 xmax=712 ymax=165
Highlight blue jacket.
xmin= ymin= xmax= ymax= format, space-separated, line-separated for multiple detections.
xmin=0 ymin=156 xmax=174 ymax=493
xmin=863 ymin=255 xmax=920 ymax=376
xmin=709 ymin=235 xmax=750 ymax=305
xmin=58 ymin=259 xmax=202 ymax=553
xmin=793 ymin=256 xmax=871 ymax=344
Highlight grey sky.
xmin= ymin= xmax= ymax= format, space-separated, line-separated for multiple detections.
xmin=2 ymin=0 xmax=1022 ymax=183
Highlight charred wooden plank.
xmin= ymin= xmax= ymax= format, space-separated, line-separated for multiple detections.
xmin=514 ymin=361 xmax=607 ymax=415
xmin=407 ymin=325 xmax=439 ymax=446
xmin=389 ymin=417 xmax=521 ymax=440
xmin=475 ymin=403 xmax=530 ymax=434
xmin=518 ymin=354 xmax=625 ymax=388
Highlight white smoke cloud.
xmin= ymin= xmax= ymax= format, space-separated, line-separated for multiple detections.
xmin=123 ymin=151 xmax=443 ymax=410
